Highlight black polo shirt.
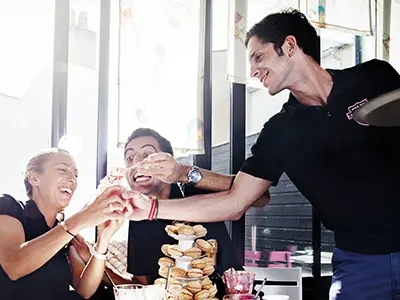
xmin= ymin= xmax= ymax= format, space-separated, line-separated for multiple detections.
xmin=127 ymin=184 xmax=243 ymax=283
xmin=0 ymin=194 xmax=74 ymax=300
xmin=241 ymin=59 xmax=400 ymax=254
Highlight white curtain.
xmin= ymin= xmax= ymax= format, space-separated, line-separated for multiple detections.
xmin=118 ymin=0 xmax=206 ymax=156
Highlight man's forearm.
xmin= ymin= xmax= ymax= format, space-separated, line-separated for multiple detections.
xmin=157 ymin=190 xmax=246 ymax=222
xmin=178 ymin=166 xmax=234 ymax=191
xmin=178 ymin=166 xmax=271 ymax=207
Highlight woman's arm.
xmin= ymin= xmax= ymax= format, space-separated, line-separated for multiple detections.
xmin=69 ymin=239 xmax=109 ymax=299
xmin=0 ymin=215 xmax=78 ymax=280
xmin=0 ymin=186 xmax=127 ymax=281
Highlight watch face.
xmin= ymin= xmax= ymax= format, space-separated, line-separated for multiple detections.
xmin=189 ymin=169 xmax=202 ymax=183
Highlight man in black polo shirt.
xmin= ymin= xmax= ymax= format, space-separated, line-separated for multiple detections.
xmin=128 ymin=9 xmax=400 ymax=300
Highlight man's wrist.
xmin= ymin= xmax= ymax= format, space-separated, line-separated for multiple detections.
xmin=178 ymin=165 xmax=191 ymax=183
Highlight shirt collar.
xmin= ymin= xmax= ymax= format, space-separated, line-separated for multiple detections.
xmin=25 ymin=200 xmax=56 ymax=228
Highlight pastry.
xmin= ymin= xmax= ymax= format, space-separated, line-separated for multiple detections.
xmin=191 ymin=258 xmax=206 ymax=269
xmin=202 ymin=257 xmax=215 ymax=266
xmin=165 ymin=225 xmax=179 ymax=235
xmin=171 ymin=266 xmax=187 ymax=278
xmin=207 ymin=239 xmax=218 ymax=250
xmin=168 ymin=245 xmax=183 ymax=257
xmin=158 ymin=257 xmax=175 ymax=267
xmin=208 ymin=285 xmax=218 ymax=298
xmin=178 ymin=289 xmax=193 ymax=300
xmin=174 ymin=222 xmax=186 ymax=228
xmin=194 ymin=289 xmax=209 ymax=300
xmin=186 ymin=281 xmax=202 ymax=293
xmin=170 ymin=278 xmax=184 ymax=287
xmin=192 ymin=224 xmax=207 ymax=236
xmin=158 ymin=266 xmax=169 ymax=278
xmin=203 ymin=264 xmax=215 ymax=275
xmin=154 ymin=278 xmax=167 ymax=285
xmin=200 ymin=277 xmax=212 ymax=288
xmin=183 ymin=247 xmax=202 ymax=258
xmin=177 ymin=225 xmax=196 ymax=236
xmin=161 ymin=244 xmax=171 ymax=256
xmin=195 ymin=239 xmax=213 ymax=252
xmin=187 ymin=268 xmax=204 ymax=278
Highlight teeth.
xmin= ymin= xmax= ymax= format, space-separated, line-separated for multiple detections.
xmin=60 ymin=187 xmax=72 ymax=194
xmin=136 ymin=176 xmax=151 ymax=182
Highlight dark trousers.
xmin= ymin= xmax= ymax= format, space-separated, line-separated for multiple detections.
xmin=330 ymin=247 xmax=400 ymax=300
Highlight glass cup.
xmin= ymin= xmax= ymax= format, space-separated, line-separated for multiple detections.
xmin=223 ymin=295 xmax=260 ymax=300
xmin=143 ymin=284 xmax=167 ymax=300
xmin=113 ymin=284 xmax=145 ymax=300
xmin=223 ymin=270 xmax=256 ymax=295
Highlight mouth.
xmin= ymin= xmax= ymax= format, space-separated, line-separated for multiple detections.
xmin=59 ymin=187 xmax=73 ymax=197
xmin=133 ymin=174 xmax=152 ymax=183
xmin=260 ymin=71 xmax=269 ymax=85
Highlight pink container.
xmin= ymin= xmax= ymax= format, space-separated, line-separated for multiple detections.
xmin=223 ymin=269 xmax=256 ymax=295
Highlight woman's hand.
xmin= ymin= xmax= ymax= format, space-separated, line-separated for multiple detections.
xmin=97 ymin=219 xmax=123 ymax=244
xmin=68 ymin=185 xmax=132 ymax=233
xmin=70 ymin=234 xmax=91 ymax=264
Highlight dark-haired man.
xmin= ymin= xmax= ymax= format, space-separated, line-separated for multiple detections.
xmin=128 ymin=9 xmax=400 ymax=300
xmin=124 ymin=128 xmax=269 ymax=285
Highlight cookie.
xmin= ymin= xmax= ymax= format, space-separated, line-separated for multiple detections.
xmin=178 ymin=289 xmax=193 ymax=300
xmin=158 ymin=266 xmax=169 ymax=278
xmin=195 ymin=239 xmax=213 ymax=252
xmin=187 ymin=268 xmax=204 ymax=278
xmin=186 ymin=281 xmax=202 ymax=293
xmin=208 ymin=285 xmax=218 ymax=298
xmin=161 ymin=244 xmax=171 ymax=256
xmin=158 ymin=257 xmax=174 ymax=267
xmin=171 ymin=266 xmax=187 ymax=278
xmin=200 ymin=277 xmax=212 ymax=288
xmin=154 ymin=278 xmax=167 ymax=285
xmin=191 ymin=258 xmax=206 ymax=269
xmin=192 ymin=224 xmax=207 ymax=236
xmin=177 ymin=225 xmax=196 ymax=236
xmin=203 ymin=264 xmax=215 ymax=275
xmin=183 ymin=247 xmax=202 ymax=258
xmin=165 ymin=225 xmax=179 ymax=235
xmin=168 ymin=245 xmax=183 ymax=257
xmin=194 ymin=289 xmax=209 ymax=300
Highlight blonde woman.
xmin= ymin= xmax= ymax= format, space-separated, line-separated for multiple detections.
xmin=0 ymin=149 xmax=131 ymax=300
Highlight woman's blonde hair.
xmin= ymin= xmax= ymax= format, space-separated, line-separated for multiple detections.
xmin=23 ymin=148 xmax=70 ymax=199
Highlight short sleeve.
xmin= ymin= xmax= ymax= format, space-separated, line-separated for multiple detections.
xmin=240 ymin=118 xmax=284 ymax=183
xmin=0 ymin=194 xmax=25 ymax=223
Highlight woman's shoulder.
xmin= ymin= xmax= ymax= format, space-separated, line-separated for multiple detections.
xmin=0 ymin=193 xmax=26 ymax=222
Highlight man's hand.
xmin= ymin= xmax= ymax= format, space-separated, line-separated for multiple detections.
xmin=123 ymin=190 xmax=152 ymax=221
xmin=129 ymin=153 xmax=186 ymax=184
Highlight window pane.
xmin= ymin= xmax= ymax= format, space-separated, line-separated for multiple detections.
xmin=64 ymin=0 xmax=101 ymax=243
xmin=0 ymin=1 xmax=54 ymax=199
xmin=244 ymin=1 xmax=313 ymax=277
xmin=118 ymin=0 xmax=205 ymax=158
xmin=212 ymin=0 xmax=229 ymax=51
xmin=245 ymin=88 xmax=314 ymax=276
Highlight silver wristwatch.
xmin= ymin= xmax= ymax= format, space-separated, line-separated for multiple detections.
xmin=187 ymin=166 xmax=203 ymax=185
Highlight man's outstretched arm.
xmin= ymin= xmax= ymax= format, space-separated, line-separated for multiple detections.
xmin=132 ymin=153 xmax=271 ymax=207
xmin=129 ymin=171 xmax=272 ymax=223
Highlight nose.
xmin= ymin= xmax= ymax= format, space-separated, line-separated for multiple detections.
xmin=250 ymin=65 xmax=260 ymax=78
xmin=68 ymin=174 xmax=77 ymax=185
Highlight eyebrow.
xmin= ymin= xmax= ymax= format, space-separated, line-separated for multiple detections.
xmin=124 ymin=144 xmax=158 ymax=157
xmin=57 ymin=163 xmax=78 ymax=173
